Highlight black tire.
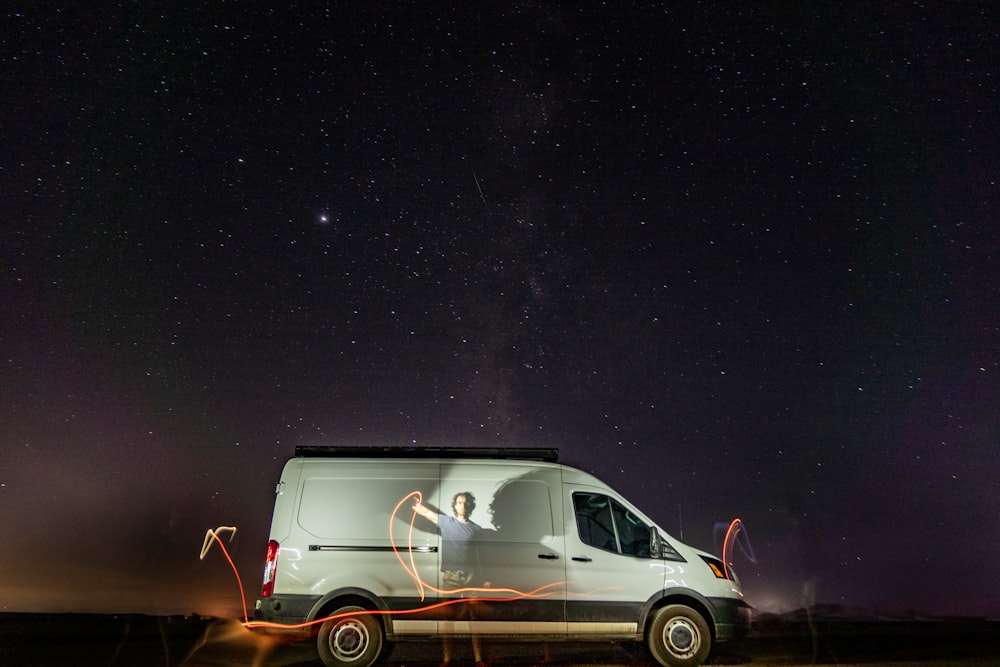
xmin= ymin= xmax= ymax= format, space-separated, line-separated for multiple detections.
xmin=646 ymin=604 xmax=712 ymax=667
xmin=316 ymin=605 xmax=386 ymax=667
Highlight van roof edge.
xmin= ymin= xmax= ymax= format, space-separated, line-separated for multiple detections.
xmin=293 ymin=445 xmax=559 ymax=463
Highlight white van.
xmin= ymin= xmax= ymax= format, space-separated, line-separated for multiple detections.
xmin=253 ymin=447 xmax=750 ymax=667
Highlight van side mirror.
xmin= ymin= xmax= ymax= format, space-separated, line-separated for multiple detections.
xmin=649 ymin=526 xmax=662 ymax=559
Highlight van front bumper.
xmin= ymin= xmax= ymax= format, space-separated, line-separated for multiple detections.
xmin=708 ymin=597 xmax=752 ymax=642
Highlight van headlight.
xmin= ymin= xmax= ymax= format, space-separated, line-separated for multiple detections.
xmin=700 ymin=555 xmax=738 ymax=583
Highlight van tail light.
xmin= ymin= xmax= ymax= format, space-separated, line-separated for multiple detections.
xmin=261 ymin=540 xmax=279 ymax=597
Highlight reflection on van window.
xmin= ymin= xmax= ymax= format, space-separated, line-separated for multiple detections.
xmin=574 ymin=492 xmax=618 ymax=553
xmin=612 ymin=498 xmax=651 ymax=557
xmin=574 ymin=492 xmax=681 ymax=560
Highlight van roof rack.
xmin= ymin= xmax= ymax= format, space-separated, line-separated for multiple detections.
xmin=294 ymin=445 xmax=559 ymax=463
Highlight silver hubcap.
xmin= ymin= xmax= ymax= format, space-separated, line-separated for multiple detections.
xmin=331 ymin=619 xmax=368 ymax=661
xmin=664 ymin=617 xmax=700 ymax=658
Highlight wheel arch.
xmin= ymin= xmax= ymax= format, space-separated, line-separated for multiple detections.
xmin=643 ymin=590 xmax=717 ymax=642
xmin=307 ymin=588 xmax=390 ymax=633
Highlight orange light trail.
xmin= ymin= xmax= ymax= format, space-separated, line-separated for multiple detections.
xmin=390 ymin=491 xmax=427 ymax=599
xmin=721 ymin=517 xmax=743 ymax=581
xmin=246 ymin=591 xmax=554 ymax=631
xmin=207 ymin=489 xmax=620 ymax=632
xmin=199 ymin=526 xmax=250 ymax=623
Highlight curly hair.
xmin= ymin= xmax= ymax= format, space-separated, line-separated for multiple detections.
xmin=451 ymin=491 xmax=476 ymax=514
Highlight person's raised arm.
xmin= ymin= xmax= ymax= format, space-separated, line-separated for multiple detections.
xmin=413 ymin=501 xmax=439 ymax=525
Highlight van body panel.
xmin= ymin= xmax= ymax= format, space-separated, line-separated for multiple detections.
xmin=271 ymin=459 xmax=439 ymax=600
xmin=436 ymin=464 xmax=565 ymax=593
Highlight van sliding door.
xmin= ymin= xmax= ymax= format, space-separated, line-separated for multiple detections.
xmin=437 ymin=463 xmax=568 ymax=636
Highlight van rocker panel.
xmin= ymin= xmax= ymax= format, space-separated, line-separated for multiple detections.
xmin=255 ymin=587 xmax=747 ymax=643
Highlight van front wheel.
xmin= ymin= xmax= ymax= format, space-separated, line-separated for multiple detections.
xmin=317 ymin=605 xmax=385 ymax=667
xmin=647 ymin=604 xmax=711 ymax=667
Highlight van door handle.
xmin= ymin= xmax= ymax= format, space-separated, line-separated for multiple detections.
xmin=537 ymin=553 xmax=559 ymax=560
xmin=572 ymin=556 xmax=592 ymax=562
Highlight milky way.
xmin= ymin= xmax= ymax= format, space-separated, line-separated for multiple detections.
xmin=2 ymin=3 xmax=998 ymax=617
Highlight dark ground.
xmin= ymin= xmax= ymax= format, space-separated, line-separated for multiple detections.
xmin=1 ymin=613 xmax=998 ymax=666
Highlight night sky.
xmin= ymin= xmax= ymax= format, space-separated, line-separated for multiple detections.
xmin=3 ymin=4 xmax=998 ymax=619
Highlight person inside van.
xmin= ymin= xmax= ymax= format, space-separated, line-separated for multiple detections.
xmin=414 ymin=492 xmax=488 ymax=667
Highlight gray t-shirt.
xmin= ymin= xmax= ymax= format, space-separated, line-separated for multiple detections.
xmin=438 ymin=514 xmax=481 ymax=573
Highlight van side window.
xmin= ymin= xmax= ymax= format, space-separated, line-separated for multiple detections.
xmin=612 ymin=498 xmax=651 ymax=557
xmin=573 ymin=492 xmax=618 ymax=553
xmin=573 ymin=492 xmax=675 ymax=560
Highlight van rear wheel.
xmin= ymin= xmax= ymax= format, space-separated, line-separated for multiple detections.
xmin=646 ymin=604 xmax=711 ymax=667
xmin=317 ymin=605 xmax=386 ymax=667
